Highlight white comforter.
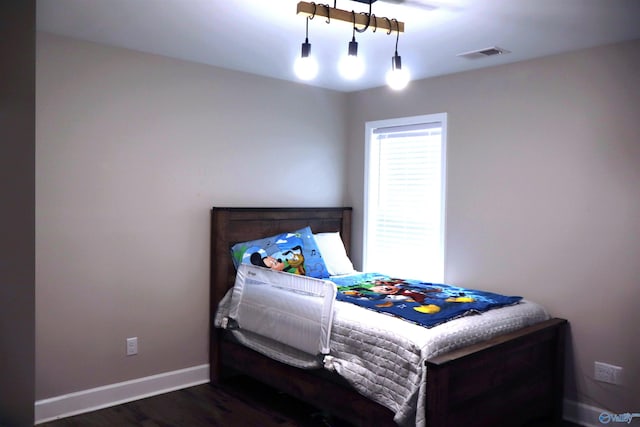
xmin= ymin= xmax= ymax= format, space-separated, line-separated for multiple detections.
xmin=216 ymin=289 xmax=549 ymax=427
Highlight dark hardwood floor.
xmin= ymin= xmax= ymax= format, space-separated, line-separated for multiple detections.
xmin=38 ymin=376 xmax=351 ymax=427
xmin=39 ymin=375 xmax=583 ymax=427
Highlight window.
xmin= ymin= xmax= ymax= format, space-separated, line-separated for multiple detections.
xmin=364 ymin=113 xmax=447 ymax=282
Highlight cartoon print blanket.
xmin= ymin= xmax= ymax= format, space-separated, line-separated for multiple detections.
xmin=330 ymin=273 xmax=522 ymax=328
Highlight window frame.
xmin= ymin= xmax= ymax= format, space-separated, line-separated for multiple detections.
xmin=363 ymin=112 xmax=448 ymax=282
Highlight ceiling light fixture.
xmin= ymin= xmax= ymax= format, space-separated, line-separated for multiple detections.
xmin=296 ymin=1 xmax=407 ymax=88
xmin=385 ymin=18 xmax=410 ymax=90
xmin=294 ymin=15 xmax=318 ymax=80
xmin=338 ymin=11 xmax=365 ymax=80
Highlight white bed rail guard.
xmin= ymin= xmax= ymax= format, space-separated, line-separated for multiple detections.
xmin=226 ymin=263 xmax=337 ymax=356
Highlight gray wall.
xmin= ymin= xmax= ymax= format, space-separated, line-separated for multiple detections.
xmin=36 ymin=33 xmax=348 ymax=399
xmin=346 ymin=39 xmax=640 ymax=412
xmin=0 ymin=2 xmax=36 ymax=426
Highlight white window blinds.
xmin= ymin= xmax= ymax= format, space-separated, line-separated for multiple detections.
xmin=364 ymin=113 xmax=447 ymax=282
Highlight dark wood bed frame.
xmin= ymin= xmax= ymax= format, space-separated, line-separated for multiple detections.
xmin=209 ymin=207 xmax=567 ymax=427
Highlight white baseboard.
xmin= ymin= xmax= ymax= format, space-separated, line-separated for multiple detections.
xmin=34 ymin=364 xmax=210 ymax=425
xmin=564 ymin=398 xmax=607 ymax=427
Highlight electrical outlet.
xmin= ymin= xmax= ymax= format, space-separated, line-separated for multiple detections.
xmin=594 ymin=361 xmax=623 ymax=384
xmin=126 ymin=337 xmax=138 ymax=356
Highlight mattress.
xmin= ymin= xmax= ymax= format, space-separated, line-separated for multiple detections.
xmin=215 ymin=277 xmax=550 ymax=427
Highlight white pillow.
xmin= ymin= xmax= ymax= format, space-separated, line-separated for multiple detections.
xmin=313 ymin=232 xmax=355 ymax=276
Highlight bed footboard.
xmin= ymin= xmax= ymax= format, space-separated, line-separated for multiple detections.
xmin=426 ymin=317 xmax=567 ymax=427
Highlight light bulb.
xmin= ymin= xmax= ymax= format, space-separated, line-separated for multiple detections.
xmin=338 ymin=54 xmax=365 ymax=80
xmin=386 ymin=67 xmax=410 ymax=90
xmin=294 ymin=40 xmax=318 ymax=81
xmin=386 ymin=54 xmax=410 ymax=90
xmin=338 ymin=38 xmax=365 ymax=80
xmin=294 ymin=55 xmax=318 ymax=81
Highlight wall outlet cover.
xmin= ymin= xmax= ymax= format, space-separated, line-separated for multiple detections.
xmin=126 ymin=337 xmax=138 ymax=356
xmin=594 ymin=361 xmax=622 ymax=385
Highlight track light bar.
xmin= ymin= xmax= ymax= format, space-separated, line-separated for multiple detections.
xmin=296 ymin=1 xmax=405 ymax=34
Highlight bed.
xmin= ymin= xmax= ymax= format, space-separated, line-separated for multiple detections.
xmin=209 ymin=206 xmax=567 ymax=427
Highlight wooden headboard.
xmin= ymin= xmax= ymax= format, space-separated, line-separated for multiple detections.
xmin=209 ymin=207 xmax=352 ymax=381
xmin=209 ymin=206 xmax=353 ymax=311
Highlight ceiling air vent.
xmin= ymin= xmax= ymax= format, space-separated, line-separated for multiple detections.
xmin=457 ymin=46 xmax=511 ymax=60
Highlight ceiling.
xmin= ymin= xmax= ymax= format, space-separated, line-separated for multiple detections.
xmin=36 ymin=0 xmax=640 ymax=92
